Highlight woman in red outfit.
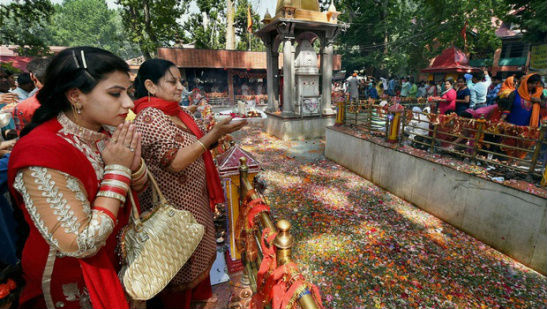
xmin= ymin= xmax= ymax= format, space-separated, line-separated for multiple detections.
xmin=133 ymin=59 xmax=246 ymax=309
xmin=8 ymin=47 xmax=148 ymax=309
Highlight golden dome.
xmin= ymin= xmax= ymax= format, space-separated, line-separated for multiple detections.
xmin=264 ymin=9 xmax=272 ymax=19
xmin=276 ymin=0 xmax=320 ymax=16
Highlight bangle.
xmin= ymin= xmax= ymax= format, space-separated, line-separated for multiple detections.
xmin=100 ymin=179 xmax=130 ymax=192
xmin=93 ymin=206 xmax=117 ymax=223
xmin=103 ymin=173 xmax=131 ymax=185
xmin=104 ymin=164 xmax=131 ymax=176
xmin=96 ymin=190 xmax=126 ymax=204
xmin=196 ymin=140 xmax=208 ymax=152
xmin=131 ymin=158 xmax=146 ymax=179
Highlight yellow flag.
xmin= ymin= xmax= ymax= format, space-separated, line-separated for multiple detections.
xmin=247 ymin=6 xmax=253 ymax=33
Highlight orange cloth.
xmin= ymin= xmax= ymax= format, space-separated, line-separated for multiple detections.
xmin=518 ymin=74 xmax=544 ymax=128
xmin=498 ymin=76 xmax=516 ymax=99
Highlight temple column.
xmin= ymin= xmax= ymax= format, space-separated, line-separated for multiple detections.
xmin=272 ymin=51 xmax=280 ymax=110
xmin=282 ymin=38 xmax=294 ymax=115
xmin=265 ymin=42 xmax=277 ymax=112
xmin=321 ymin=42 xmax=334 ymax=114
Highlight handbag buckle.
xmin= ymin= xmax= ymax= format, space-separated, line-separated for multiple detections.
xmin=137 ymin=231 xmax=149 ymax=243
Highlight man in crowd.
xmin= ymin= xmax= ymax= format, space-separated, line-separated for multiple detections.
xmin=486 ymin=75 xmax=502 ymax=105
xmin=347 ymin=72 xmax=360 ymax=102
xmin=400 ymin=77 xmax=411 ymax=97
xmin=387 ymin=75 xmax=397 ymax=96
xmin=11 ymin=57 xmax=51 ymax=134
xmin=465 ymin=69 xmax=491 ymax=109
xmin=10 ymin=73 xmax=35 ymax=101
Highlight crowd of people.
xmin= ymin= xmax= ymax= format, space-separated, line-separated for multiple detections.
xmin=0 ymin=46 xmax=247 ymax=309
xmin=341 ymin=70 xmax=546 ymax=126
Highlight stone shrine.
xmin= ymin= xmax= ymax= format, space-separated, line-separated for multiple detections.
xmin=255 ymin=0 xmax=346 ymax=140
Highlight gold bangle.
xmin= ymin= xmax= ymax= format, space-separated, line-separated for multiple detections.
xmin=196 ymin=140 xmax=208 ymax=152
xmin=105 ymin=164 xmax=131 ymax=176
xmin=96 ymin=190 xmax=126 ymax=204
xmin=131 ymin=158 xmax=146 ymax=179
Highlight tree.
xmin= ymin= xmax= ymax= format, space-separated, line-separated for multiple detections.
xmin=117 ymin=0 xmax=188 ymax=59
xmin=334 ymin=0 xmax=508 ymax=75
xmin=183 ymin=0 xmax=226 ymax=49
xmin=233 ymin=0 xmax=263 ymax=51
xmin=44 ymin=0 xmax=140 ymax=59
xmin=504 ymin=0 xmax=547 ymax=44
xmin=0 ymin=0 xmax=54 ymax=56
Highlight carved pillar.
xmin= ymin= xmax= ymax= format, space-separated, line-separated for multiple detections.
xmin=282 ymin=38 xmax=294 ymax=115
xmin=321 ymin=39 xmax=334 ymax=114
xmin=265 ymin=38 xmax=278 ymax=112
xmin=272 ymin=50 xmax=279 ymax=106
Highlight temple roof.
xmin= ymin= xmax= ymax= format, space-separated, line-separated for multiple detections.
xmin=421 ymin=47 xmax=480 ymax=73
xmin=275 ymin=0 xmax=320 ymax=15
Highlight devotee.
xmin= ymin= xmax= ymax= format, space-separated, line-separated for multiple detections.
xmin=133 ymin=58 xmax=246 ymax=309
xmin=408 ymin=79 xmax=418 ymax=98
xmin=498 ymin=73 xmax=544 ymax=159
xmin=427 ymin=80 xmax=437 ymax=97
xmin=465 ymin=70 xmax=491 ymax=109
xmin=387 ymin=75 xmax=397 ymax=96
xmin=434 ymin=79 xmax=456 ymax=114
xmin=417 ymin=81 xmax=428 ymax=98
xmin=8 ymin=46 xmax=148 ymax=309
xmin=400 ymin=77 xmax=411 ymax=97
xmin=367 ymin=81 xmax=379 ymax=99
xmin=180 ymin=80 xmax=191 ymax=107
xmin=11 ymin=57 xmax=51 ymax=134
xmin=10 ymin=73 xmax=34 ymax=101
xmin=346 ymin=72 xmax=360 ymax=102
xmin=455 ymin=77 xmax=471 ymax=116
xmin=486 ymin=75 xmax=502 ymax=105
xmin=499 ymin=73 xmax=544 ymax=126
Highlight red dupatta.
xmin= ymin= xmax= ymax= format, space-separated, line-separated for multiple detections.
xmin=133 ymin=96 xmax=224 ymax=210
xmin=8 ymin=118 xmax=129 ymax=309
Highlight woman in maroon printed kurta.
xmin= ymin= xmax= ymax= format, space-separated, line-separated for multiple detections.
xmin=133 ymin=59 xmax=246 ymax=308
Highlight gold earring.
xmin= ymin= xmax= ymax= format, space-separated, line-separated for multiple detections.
xmin=147 ymin=92 xmax=150 ymax=102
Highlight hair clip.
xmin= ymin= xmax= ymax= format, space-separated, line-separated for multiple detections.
xmin=80 ymin=50 xmax=88 ymax=69
xmin=71 ymin=50 xmax=80 ymax=69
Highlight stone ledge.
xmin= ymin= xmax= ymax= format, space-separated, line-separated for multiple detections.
xmin=325 ymin=126 xmax=547 ymax=275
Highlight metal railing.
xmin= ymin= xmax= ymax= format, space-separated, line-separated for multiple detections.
xmin=237 ymin=157 xmax=321 ymax=309
xmin=336 ymin=98 xmax=547 ymax=184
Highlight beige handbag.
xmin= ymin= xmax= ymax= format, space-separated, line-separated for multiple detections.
xmin=120 ymin=171 xmax=205 ymax=300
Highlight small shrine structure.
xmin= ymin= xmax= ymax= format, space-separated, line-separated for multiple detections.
xmin=216 ymin=144 xmax=260 ymax=271
xmin=421 ymin=46 xmax=480 ymax=81
xmin=255 ymin=0 xmax=347 ymax=140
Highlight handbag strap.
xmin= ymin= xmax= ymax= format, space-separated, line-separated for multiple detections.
xmin=126 ymin=168 xmax=169 ymax=230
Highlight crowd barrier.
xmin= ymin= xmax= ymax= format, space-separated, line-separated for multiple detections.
xmin=335 ymin=97 xmax=547 ymax=184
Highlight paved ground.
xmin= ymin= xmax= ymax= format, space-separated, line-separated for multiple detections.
xmin=226 ymin=126 xmax=547 ymax=309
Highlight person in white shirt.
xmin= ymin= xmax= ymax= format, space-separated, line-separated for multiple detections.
xmin=465 ymin=70 xmax=491 ymax=109
xmin=10 ymin=73 xmax=35 ymax=101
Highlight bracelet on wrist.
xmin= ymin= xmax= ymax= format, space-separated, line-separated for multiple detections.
xmin=93 ymin=206 xmax=117 ymax=223
xmin=131 ymin=158 xmax=146 ymax=180
xmin=105 ymin=164 xmax=131 ymax=176
xmin=196 ymin=140 xmax=208 ymax=152
xmin=96 ymin=189 xmax=127 ymax=204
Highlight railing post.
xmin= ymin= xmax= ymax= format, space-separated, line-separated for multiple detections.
xmin=529 ymin=121 xmax=547 ymax=174
xmin=399 ymin=108 xmax=407 ymax=145
xmin=334 ymin=94 xmax=346 ymax=126
xmin=430 ymin=123 xmax=438 ymax=153
xmin=368 ymin=103 xmax=373 ymax=131
xmin=471 ymin=115 xmax=486 ymax=162
xmin=274 ymin=220 xmax=319 ymax=309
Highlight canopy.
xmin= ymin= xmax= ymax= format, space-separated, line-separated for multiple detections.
xmin=421 ymin=47 xmax=480 ymax=73
xmin=0 ymin=56 xmax=32 ymax=72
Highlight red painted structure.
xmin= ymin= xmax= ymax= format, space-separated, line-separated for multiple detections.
xmin=422 ymin=47 xmax=480 ymax=73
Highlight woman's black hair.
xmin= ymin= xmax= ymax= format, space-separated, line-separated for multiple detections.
xmin=133 ymin=59 xmax=177 ymax=100
xmin=21 ymin=46 xmax=129 ymax=137
xmin=527 ymin=74 xmax=541 ymax=84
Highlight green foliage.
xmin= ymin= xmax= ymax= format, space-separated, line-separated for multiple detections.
xmin=334 ymin=0 xmax=508 ymax=75
xmin=45 ymin=0 xmax=140 ymax=59
xmin=183 ymin=0 xmax=226 ymax=49
xmin=0 ymin=62 xmax=22 ymax=74
xmin=117 ymin=0 xmax=187 ymax=58
xmin=0 ymin=0 xmax=54 ymax=56
xmin=504 ymin=0 xmax=547 ymax=44
xmin=234 ymin=0 xmax=263 ymax=51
